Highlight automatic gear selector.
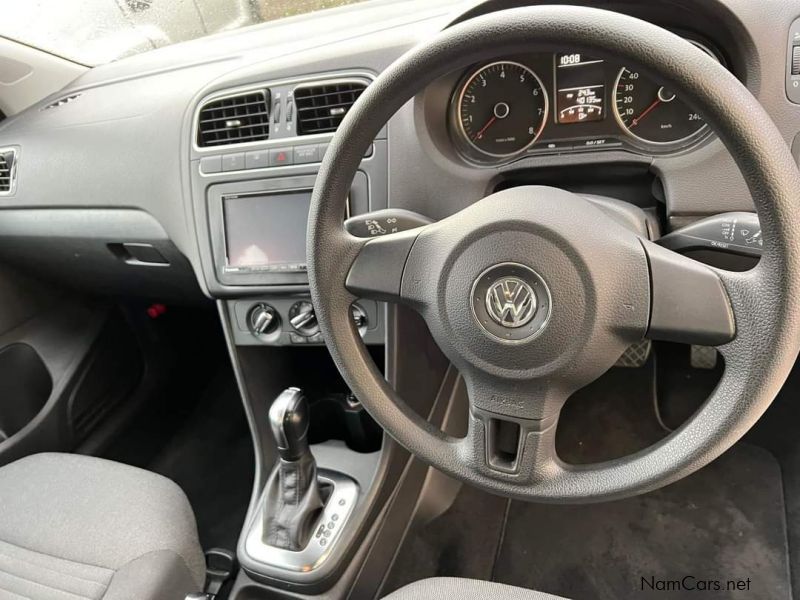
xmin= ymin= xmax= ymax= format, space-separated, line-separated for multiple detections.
xmin=243 ymin=388 xmax=360 ymax=576
xmin=263 ymin=388 xmax=323 ymax=550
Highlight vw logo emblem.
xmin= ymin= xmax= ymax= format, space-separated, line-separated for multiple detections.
xmin=485 ymin=277 xmax=537 ymax=328
xmin=471 ymin=263 xmax=551 ymax=343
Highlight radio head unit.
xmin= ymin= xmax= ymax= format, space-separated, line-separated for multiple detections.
xmin=223 ymin=189 xmax=311 ymax=275
xmin=207 ymin=173 xmax=368 ymax=287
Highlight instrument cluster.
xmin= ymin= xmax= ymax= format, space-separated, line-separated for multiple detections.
xmin=448 ymin=38 xmax=723 ymax=164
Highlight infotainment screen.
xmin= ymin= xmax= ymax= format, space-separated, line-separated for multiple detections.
xmin=223 ymin=190 xmax=311 ymax=270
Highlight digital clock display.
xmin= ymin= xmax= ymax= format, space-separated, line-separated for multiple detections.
xmin=555 ymin=53 xmax=606 ymax=124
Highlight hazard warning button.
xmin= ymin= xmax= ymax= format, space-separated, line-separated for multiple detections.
xmin=268 ymin=147 xmax=294 ymax=167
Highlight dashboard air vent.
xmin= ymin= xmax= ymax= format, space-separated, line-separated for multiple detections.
xmin=197 ymin=90 xmax=270 ymax=147
xmin=0 ymin=149 xmax=16 ymax=194
xmin=43 ymin=93 xmax=81 ymax=110
xmin=294 ymin=81 xmax=367 ymax=135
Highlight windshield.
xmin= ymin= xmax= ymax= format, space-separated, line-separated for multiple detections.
xmin=0 ymin=0 xmax=371 ymax=66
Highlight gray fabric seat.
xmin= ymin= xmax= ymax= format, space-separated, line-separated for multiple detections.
xmin=384 ymin=578 xmax=570 ymax=599
xmin=0 ymin=453 xmax=205 ymax=600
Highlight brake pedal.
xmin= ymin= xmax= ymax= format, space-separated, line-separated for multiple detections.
xmin=690 ymin=345 xmax=718 ymax=370
xmin=615 ymin=339 xmax=652 ymax=368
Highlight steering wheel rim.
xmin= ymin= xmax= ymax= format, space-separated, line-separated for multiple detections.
xmin=307 ymin=5 xmax=800 ymax=502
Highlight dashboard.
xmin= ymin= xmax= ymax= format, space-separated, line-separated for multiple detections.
xmin=0 ymin=2 xmax=793 ymax=590
xmin=0 ymin=0 xmax=796 ymax=349
xmin=447 ymin=38 xmax=722 ymax=164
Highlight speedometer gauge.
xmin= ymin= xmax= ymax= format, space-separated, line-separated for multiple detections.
xmin=613 ymin=42 xmax=719 ymax=145
xmin=453 ymin=61 xmax=548 ymax=160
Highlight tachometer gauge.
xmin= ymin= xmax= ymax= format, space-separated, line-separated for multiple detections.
xmin=613 ymin=42 xmax=719 ymax=146
xmin=453 ymin=61 xmax=548 ymax=160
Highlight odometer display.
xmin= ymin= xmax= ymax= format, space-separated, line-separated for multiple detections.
xmin=455 ymin=61 xmax=548 ymax=159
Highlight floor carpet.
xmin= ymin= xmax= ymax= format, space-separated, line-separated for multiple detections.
xmin=494 ymin=443 xmax=789 ymax=599
xmin=100 ymin=309 xmax=254 ymax=552
xmin=145 ymin=372 xmax=254 ymax=551
xmin=383 ymin=363 xmax=791 ymax=600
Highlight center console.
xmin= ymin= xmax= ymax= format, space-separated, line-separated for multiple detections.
xmin=187 ymin=70 xmax=392 ymax=595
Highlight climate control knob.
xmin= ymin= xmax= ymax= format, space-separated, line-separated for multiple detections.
xmin=288 ymin=301 xmax=319 ymax=336
xmin=248 ymin=303 xmax=279 ymax=336
xmin=288 ymin=301 xmax=369 ymax=339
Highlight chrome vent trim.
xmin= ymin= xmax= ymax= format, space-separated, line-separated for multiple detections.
xmin=0 ymin=149 xmax=17 ymax=195
xmin=294 ymin=80 xmax=367 ymax=136
xmin=197 ymin=90 xmax=270 ymax=147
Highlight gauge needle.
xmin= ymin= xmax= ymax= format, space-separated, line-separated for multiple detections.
xmin=630 ymin=98 xmax=661 ymax=128
xmin=473 ymin=115 xmax=497 ymax=140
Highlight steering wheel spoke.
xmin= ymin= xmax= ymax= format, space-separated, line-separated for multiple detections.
xmin=711 ymin=268 xmax=771 ymax=363
xmin=643 ymin=241 xmax=735 ymax=346
xmin=344 ymin=228 xmax=424 ymax=305
xmin=459 ymin=405 xmax=561 ymax=482
xmin=456 ymin=374 xmax=564 ymax=482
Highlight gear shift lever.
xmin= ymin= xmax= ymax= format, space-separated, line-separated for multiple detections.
xmin=263 ymin=388 xmax=323 ymax=551
xmin=269 ymin=388 xmax=311 ymax=462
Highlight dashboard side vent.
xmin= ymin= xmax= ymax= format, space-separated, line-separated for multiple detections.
xmin=43 ymin=93 xmax=82 ymax=110
xmin=0 ymin=149 xmax=16 ymax=194
xmin=197 ymin=90 xmax=270 ymax=147
xmin=294 ymin=81 xmax=367 ymax=135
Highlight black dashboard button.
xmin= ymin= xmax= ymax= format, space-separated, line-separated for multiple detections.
xmin=316 ymin=142 xmax=371 ymax=161
xmin=294 ymin=145 xmax=319 ymax=164
xmin=245 ymin=150 xmax=268 ymax=169
xmin=577 ymin=139 xmax=621 ymax=150
xmin=528 ymin=141 xmax=574 ymax=154
xmin=200 ymin=155 xmax=222 ymax=173
xmin=222 ymin=153 xmax=245 ymax=171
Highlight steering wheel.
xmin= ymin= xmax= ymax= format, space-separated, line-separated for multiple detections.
xmin=307 ymin=5 xmax=800 ymax=502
